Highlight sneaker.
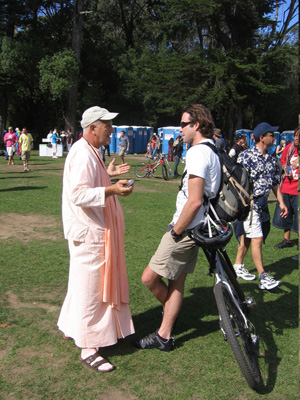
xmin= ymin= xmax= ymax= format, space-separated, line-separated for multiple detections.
xmin=291 ymin=255 xmax=298 ymax=261
xmin=233 ymin=264 xmax=256 ymax=281
xmin=134 ymin=330 xmax=175 ymax=352
xmin=273 ymin=239 xmax=293 ymax=249
xmin=259 ymin=273 xmax=280 ymax=290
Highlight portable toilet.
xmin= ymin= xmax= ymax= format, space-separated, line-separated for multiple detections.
xmin=109 ymin=125 xmax=117 ymax=153
xmin=142 ymin=127 xmax=149 ymax=153
xmin=116 ymin=126 xmax=134 ymax=154
xmin=281 ymin=130 xmax=294 ymax=144
xmin=160 ymin=126 xmax=179 ymax=155
xmin=131 ymin=126 xmax=143 ymax=153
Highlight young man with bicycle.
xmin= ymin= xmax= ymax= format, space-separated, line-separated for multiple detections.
xmin=134 ymin=104 xmax=221 ymax=351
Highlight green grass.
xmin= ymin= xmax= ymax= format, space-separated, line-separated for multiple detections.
xmin=0 ymin=151 xmax=298 ymax=400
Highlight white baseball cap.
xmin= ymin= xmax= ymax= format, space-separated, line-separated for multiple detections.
xmin=80 ymin=106 xmax=118 ymax=128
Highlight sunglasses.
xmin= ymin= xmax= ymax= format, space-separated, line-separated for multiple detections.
xmin=264 ymin=132 xmax=275 ymax=138
xmin=180 ymin=121 xmax=194 ymax=128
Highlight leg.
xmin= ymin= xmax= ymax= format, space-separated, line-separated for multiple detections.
xmin=250 ymin=237 xmax=264 ymax=275
xmin=158 ymin=273 xmax=187 ymax=339
xmin=283 ymin=229 xmax=291 ymax=242
xmin=141 ymin=265 xmax=168 ymax=305
xmin=234 ymin=234 xmax=250 ymax=265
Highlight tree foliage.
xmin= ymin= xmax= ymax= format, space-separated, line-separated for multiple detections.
xmin=0 ymin=0 xmax=298 ymax=141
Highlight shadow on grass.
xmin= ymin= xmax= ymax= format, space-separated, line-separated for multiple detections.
xmin=101 ymin=286 xmax=219 ymax=361
xmin=0 ymin=186 xmax=48 ymax=192
xmin=102 ymin=270 xmax=297 ymax=395
xmin=232 ymin=272 xmax=297 ymax=394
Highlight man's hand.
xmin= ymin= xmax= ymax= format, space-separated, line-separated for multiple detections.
xmin=279 ymin=202 xmax=288 ymax=218
xmin=107 ymin=158 xmax=130 ymax=177
xmin=105 ymin=180 xmax=134 ymax=197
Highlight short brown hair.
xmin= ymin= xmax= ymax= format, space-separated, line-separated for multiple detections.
xmin=182 ymin=104 xmax=214 ymax=138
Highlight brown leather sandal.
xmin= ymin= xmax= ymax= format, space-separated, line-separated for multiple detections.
xmin=80 ymin=351 xmax=115 ymax=372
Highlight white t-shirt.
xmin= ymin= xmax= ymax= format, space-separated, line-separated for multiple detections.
xmin=171 ymin=139 xmax=221 ymax=229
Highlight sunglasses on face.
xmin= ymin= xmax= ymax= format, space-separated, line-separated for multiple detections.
xmin=180 ymin=121 xmax=193 ymax=128
xmin=264 ymin=132 xmax=275 ymax=138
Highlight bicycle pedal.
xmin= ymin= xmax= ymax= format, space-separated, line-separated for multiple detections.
xmin=244 ymin=296 xmax=255 ymax=308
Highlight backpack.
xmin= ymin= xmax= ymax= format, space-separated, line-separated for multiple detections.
xmin=200 ymin=142 xmax=253 ymax=222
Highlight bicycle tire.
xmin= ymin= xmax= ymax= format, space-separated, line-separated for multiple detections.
xmin=134 ymin=162 xmax=148 ymax=178
xmin=214 ymin=282 xmax=263 ymax=391
xmin=162 ymin=164 xmax=169 ymax=180
xmin=217 ymin=250 xmax=248 ymax=314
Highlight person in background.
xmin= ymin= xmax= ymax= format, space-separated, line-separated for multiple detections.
xmin=229 ymin=133 xmax=248 ymax=160
xmin=232 ymin=122 xmax=288 ymax=290
xmin=118 ymin=130 xmax=129 ymax=164
xmin=15 ymin=127 xmax=21 ymax=156
xmin=213 ymin=128 xmax=226 ymax=152
xmin=58 ymin=106 xmax=135 ymax=372
xmin=151 ymin=134 xmax=157 ymax=159
xmin=52 ymin=128 xmax=58 ymax=159
xmin=173 ymin=137 xmax=183 ymax=178
xmin=67 ymin=129 xmax=74 ymax=152
xmin=4 ymin=126 xmax=18 ymax=165
xmin=60 ymin=131 xmax=67 ymax=152
xmin=19 ymin=127 xmax=33 ymax=172
xmin=275 ymin=139 xmax=286 ymax=175
xmin=273 ymin=127 xmax=299 ymax=252
xmin=167 ymin=137 xmax=174 ymax=162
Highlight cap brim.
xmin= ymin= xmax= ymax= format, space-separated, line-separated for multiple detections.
xmin=100 ymin=112 xmax=118 ymax=121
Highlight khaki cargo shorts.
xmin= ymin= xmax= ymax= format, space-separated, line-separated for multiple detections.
xmin=149 ymin=225 xmax=199 ymax=280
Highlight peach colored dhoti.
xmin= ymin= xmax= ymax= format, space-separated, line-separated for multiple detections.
xmin=58 ymin=138 xmax=134 ymax=348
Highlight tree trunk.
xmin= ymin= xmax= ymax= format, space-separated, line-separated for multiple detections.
xmin=64 ymin=0 xmax=84 ymax=135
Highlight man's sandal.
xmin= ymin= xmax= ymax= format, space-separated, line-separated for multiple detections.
xmin=80 ymin=351 xmax=115 ymax=372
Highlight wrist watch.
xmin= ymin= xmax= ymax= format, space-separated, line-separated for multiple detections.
xmin=171 ymin=229 xmax=182 ymax=241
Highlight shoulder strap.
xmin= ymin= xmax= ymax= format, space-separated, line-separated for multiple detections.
xmin=179 ymin=141 xmax=218 ymax=192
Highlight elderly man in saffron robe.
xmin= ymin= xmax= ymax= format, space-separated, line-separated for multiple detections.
xmin=58 ymin=106 xmax=135 ymax=372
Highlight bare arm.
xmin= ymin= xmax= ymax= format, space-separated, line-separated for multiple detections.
xmin=272 ymin=185 xmax=288 ymax=218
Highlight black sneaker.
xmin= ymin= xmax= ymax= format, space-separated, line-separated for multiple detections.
xmin=134 ymin=330 xmax=175 ymax=352
xmin=273 ymin=239 xmax=293 ymax=249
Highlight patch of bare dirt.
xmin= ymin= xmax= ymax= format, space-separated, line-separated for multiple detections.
xmin=0 ymin=213 xmax=63 ymax=242
xmin=6 ymin=292 xmax=60 ymax=313
xmin=98 ymin=389 xmax=139 ymax=400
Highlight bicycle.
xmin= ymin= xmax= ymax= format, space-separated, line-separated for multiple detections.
xmin=134 ymin=153 xmax=173 ymax=180
xmin=187 ymin=211 xmax=263 ymax=391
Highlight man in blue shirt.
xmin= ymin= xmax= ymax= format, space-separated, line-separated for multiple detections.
xmin=52 ymin=128 xmax=58 ymax=158
xmin=118 ymin=130 xmax=129 ymax=164
xmin=233 ymin=122 xmax=288 ymax=290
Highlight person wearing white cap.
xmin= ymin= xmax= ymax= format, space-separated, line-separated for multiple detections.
xmin=58 ymin=106 xmax=135 ymax=372
xmin=233 ymin=122 xmax=288 ymax=290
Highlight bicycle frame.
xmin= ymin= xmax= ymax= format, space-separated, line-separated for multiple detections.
xmin=140 ymin=153 xmax=172 ymax=177
xmin=213 ymin=251 xmax=250 ymax=331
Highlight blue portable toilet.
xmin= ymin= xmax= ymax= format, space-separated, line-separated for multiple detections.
xmin=131 ymin=126 xmax=143 ymax=153
xmin=281 ymin=130 xmax=294 ymax=144
xmin=159 ymin=126 xmax=179 ymax=155
xmin=116 ymin=126 xmax=134 ymax=154
xmin=109 ymin=125 xmax=117 ymax=153
xmin=142 ymin=127 xmax=148 ymax=153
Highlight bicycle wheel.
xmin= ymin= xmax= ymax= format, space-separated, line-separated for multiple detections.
xmin=134 ymin=162 xmax=148 ymax=178
xmin=214 ymin=282 xmax=262 ymax=391
xmin=217 ymin=250 xmax=249 ymax=313
xmin=162 ymin=164 xmax=169 ymax=180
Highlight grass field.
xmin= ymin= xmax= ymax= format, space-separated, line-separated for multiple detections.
xmin=0 ymin=151 xmax=298 ymax=400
